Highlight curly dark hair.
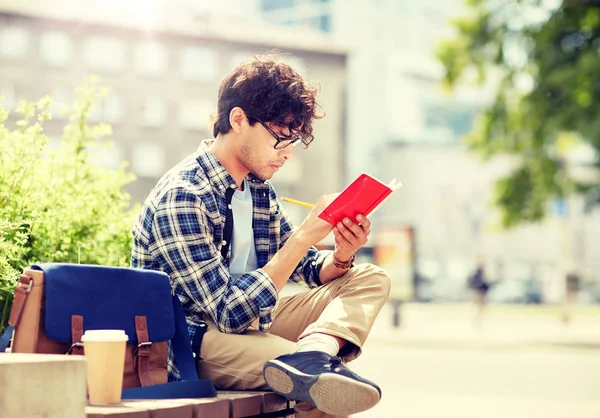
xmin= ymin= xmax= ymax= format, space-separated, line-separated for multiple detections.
xmin=211 ymin=54 xmax=324 ymax=144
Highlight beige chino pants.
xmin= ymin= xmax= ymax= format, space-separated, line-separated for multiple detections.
xmin=196 ymin=263 xmax=391 ymax=413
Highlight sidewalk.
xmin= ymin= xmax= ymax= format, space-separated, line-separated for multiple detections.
xmin=366 ymin=302 xmax=600 ymax=351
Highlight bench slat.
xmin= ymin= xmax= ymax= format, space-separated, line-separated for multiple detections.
xmin=123 ymin=400 xmax=192 ymax=418
xmin=86 ymin=405 xmax=150 ymax=418
xmin=217 ymin=391 xmax=262 ymax=417
xmin=85 ymin=391 xmax=290 ymax=418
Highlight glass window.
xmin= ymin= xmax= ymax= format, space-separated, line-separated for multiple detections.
xmin=131 ymin=143 xmax=166 ymax=177
xmin=313 ymin=15 xmax=331 ymax=32
xmin=228 ymin=51 xmax=252 ymax=73
xmin=262 ymin=0 xmax=295 ymax=11
xmin=179 ymin=99 xmax=213 ymax=130
xmin=104 ymin=93 xmax=124 ymax=123
xmin=286 ymin=56 xmax=307 ymax=77
xmin=49 ymin=86 xmax=72 ymax=120
xmin=424 ymin=102 xmax=476 ymax=140
xmin=83 ymin=36 xmax=125 ymax=73
xmin=141 ymin=97 xmax=167 ymax=127
xmin=0 ymin=26 xmax=30 ymax=59
xmin=180 ymin=46 xmax=217 ymax=82
xmin=134 ymin=41 xmax=167 ymax=76
xmin=88 ymin=143 xmax=123 ymax=170
xmin=0 ymin=83 xmax=17 ymax=110
xmin=88 ymin=92 xmax=124 ymax=123
xmin=40 ymin=30 xmax=72 ymax=67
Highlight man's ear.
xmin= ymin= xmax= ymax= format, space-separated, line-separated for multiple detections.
xmin=229 ymin=107 xmax=247 ymax=134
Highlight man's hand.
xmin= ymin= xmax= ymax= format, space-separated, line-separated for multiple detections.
xmin=294 ymin=194 xmax=338 ymax=247
xmin=332 ymin=214 xmax=370 ymax=263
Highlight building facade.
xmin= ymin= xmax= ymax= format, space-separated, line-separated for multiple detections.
xmin=257 ymin=0 xmax=600 ymax=302
xmin=0 ymin=2 xmax=348 ymax=227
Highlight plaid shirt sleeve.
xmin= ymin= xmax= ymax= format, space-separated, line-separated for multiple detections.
xmin=151 ymin=187 xmax=278 ymax=334
xmin=273 ymin=189 xmax=331 ymax=288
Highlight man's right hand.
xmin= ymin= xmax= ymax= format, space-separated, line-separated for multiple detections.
xmin=294 ymin=193 xmax=338 ymax=247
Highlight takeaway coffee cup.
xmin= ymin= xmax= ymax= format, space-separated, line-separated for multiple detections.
xmin=81 ymin=329 xmax=128 ymax=405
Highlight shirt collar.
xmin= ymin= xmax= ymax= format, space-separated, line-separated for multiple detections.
xmin=196 ymin=140 xmax=238 ymax=194
xmin=196 ymin=140 xmax=268 ymax=191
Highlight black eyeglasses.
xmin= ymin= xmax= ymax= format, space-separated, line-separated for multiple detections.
xmin=254 ymin=117 xmax=313 ymax=150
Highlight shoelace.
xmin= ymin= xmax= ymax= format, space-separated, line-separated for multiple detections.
xmin=330 ymin=356 xmax=343 ymax=367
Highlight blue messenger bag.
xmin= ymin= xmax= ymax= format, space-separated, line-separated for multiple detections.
xmin=0 ymin=263 xmax=216 ymax=399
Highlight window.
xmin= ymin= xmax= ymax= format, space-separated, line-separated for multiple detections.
xmin=262 ymin=0 xmax=295 ymax=11
xmin=180 ymin=46 xmax=217 ymax=82
xmin=0 ymin=26 xmax=30 ymax=59
xmin=131 ymin=143 xmax=166 ymax=177
xmin=313 ymin=14 xmax=331 ymax=32
xmin=83 ymin=36 xmax=125 ymax=73
xmin=229 ymin=51 xmax=252 ymax=72
xmin=88 ymin=92 xmax=124 ymax=123
xmin=179 ymin=99 xmax=213 ymax=131
xmin=0 ymin=83 xmax=17 ymax=110
xmin=104 ymin=93 xmax=124 ymax=123
xmin=88 ymin=143 xmax=123 ymax=170
xmin=141 ymin=97 xmax=167 ymax=127
xmin=49 ymin=87 xmax=72 ymax=120
xmin=286 ymin=56 xmax=307 ymax=77
xmin=422 ymin=102 xmax=476 ymax=143
xmin=40 ymin=31 xmax=72 ymax=67
xmin=134 ymin=41 xmax=167 ymax=76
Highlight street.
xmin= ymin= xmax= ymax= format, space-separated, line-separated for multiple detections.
xmin=348 ymin=303 xmax=600 ymax=418
xmin=352 ymin=345 xmax=600 ymax=418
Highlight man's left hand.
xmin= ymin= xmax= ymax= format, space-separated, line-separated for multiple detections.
xmin=332 ymin=214 xmax=370 ymax=263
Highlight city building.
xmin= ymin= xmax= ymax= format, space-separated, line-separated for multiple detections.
xmin=0 ymin=0 xmax=348 ymax=226
xmin=257 ymin=0 xmax=600 ymax=301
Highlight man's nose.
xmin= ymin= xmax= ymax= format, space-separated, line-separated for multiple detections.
xmin=279 ymin=146 xmax=294 ymax=160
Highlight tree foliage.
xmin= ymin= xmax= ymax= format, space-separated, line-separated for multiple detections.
xmin=0 ymin=77 xmax=139 ymax=333
xmin=437 ymin=0 xmax=600 ymax=227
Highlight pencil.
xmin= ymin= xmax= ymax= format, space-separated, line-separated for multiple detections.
xmin=281 ymin=197 xmax=315 ymax=209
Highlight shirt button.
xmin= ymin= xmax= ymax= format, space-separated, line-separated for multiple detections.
xmin=222 ymin=240 xmax=227 ymax=245
xmin=228 ymin=204 xmax=232 ymax=209
xmin=230 ymin=184 xmax=237 ymax=189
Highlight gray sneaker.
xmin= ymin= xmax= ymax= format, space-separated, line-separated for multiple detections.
xmin=263 ymin=351 xmax=381 ymax=416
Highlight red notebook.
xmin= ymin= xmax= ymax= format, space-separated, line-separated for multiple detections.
xmin=318 ymin=173 xmax=402 ymax=225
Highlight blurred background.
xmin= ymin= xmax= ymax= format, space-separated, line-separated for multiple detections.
xmin=1 ymin=0 xmax=599 ymax=416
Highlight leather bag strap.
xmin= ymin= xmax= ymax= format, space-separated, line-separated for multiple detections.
xmin=0 ymin=275 xmax=33 ymax=352
xmin=69 ymin=315 xmax=84 ymax=355
xmin=135 ymin=315 xmax=154 ymax=387
xmin=121 ymin=294 xmax=217 ymax=399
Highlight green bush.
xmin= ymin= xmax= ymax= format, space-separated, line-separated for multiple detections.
xmin=0 ymin=77 xmax=139 ymax=334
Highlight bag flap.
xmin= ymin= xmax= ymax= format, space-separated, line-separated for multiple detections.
xmin=32 ymin=263 xmax=175 ymax=344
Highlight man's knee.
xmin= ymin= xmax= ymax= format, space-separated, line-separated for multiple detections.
xmin=352 ymin=263 xmax=392 ymax=299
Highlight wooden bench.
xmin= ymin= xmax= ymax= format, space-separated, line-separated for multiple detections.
xmin=1 ymin=354 xmax=297 ymax=418
xmin=86 ymin=391 xmax=296 ymax=418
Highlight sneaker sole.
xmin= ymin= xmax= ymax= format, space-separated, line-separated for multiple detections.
xmin=263 ymin=359 xmax=380 ymax=416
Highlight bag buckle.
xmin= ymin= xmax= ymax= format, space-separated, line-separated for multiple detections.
xmin=19 ymin=278 xmax=33 ymax=293
xmin=67 ymin=342 xmax=84 ymax=355
xmin=135 ymin=341 xmax=152 ymax=357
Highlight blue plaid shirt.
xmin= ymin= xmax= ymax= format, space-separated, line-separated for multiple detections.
xmin=131 ymin=141 xmax=329 ymax=379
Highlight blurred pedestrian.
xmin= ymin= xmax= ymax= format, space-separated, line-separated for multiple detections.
xmin=562 ymin=272 xmax=581 ymax=326
xmin=468 ymin=260 xmax=491 ymax=329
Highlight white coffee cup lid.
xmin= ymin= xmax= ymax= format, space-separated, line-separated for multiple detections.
xmin=81 ymin=329 xmax=129 ymax=342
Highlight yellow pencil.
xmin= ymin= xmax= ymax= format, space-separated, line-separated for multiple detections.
xmin=282 ymin=197 xmax=315 ymax=209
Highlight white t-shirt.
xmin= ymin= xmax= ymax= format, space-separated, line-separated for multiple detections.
xmin=229 ymin=179 xmax=258 ymax=279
